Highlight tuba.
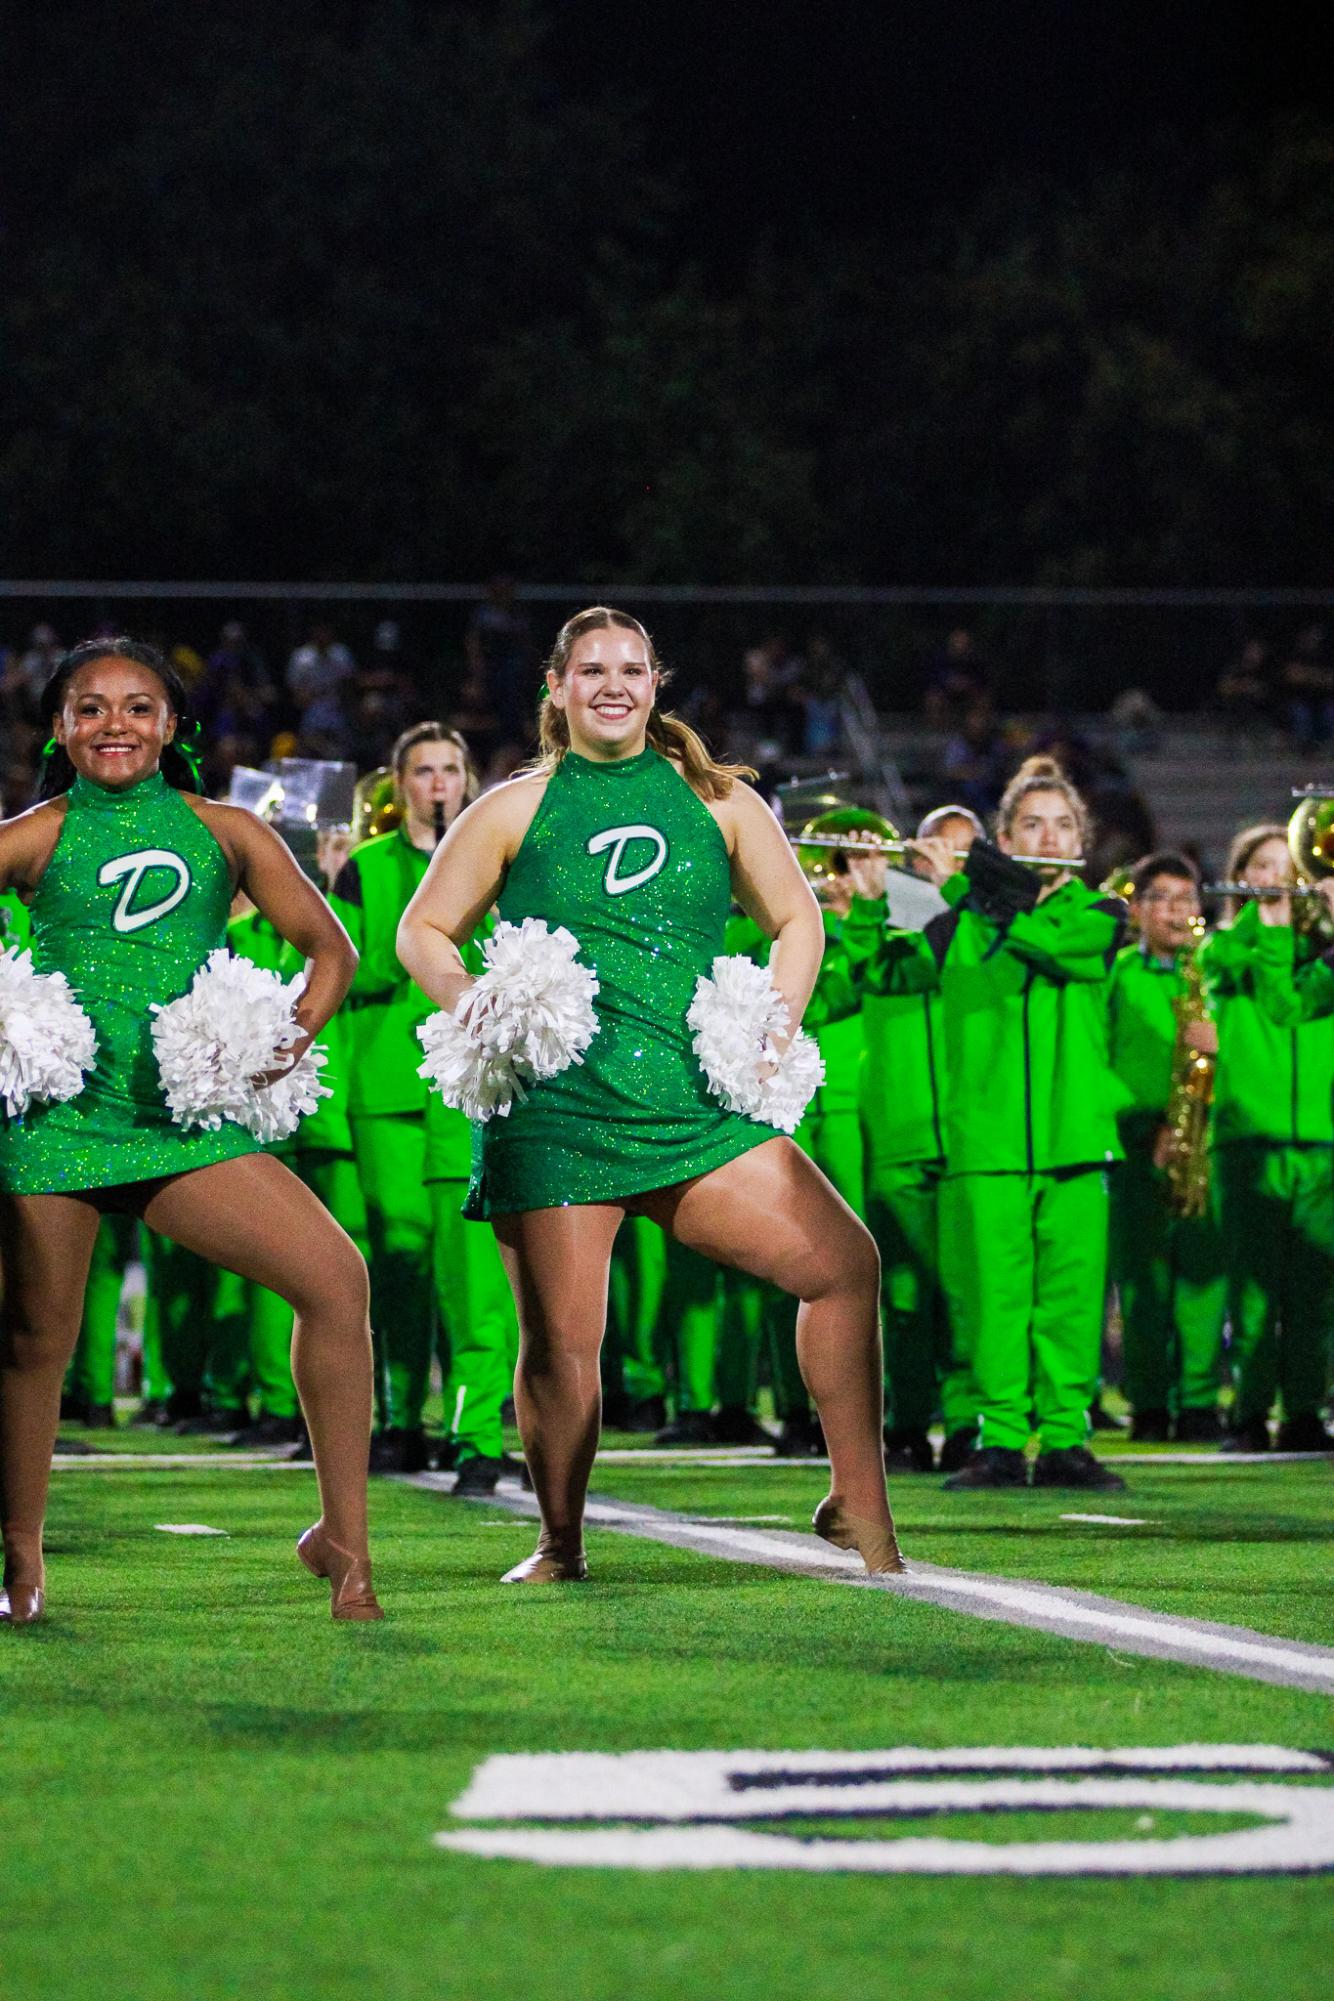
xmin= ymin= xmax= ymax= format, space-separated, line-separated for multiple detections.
xmin=1286 ymin=794 xmax=1334 ymax=943
xmin=795 ymin=804 xmax=899 ymax=895
xmin=351 ymin=766 xmax=402 ymax=844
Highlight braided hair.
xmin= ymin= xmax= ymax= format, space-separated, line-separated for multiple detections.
xmin=37 ymin=638 xmax=204 ymax=800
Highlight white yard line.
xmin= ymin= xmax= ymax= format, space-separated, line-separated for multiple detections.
xmin=434 ymin=1482 xmax=1334 ymax=1696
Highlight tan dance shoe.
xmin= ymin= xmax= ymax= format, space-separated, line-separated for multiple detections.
xmin=0 ymin=1581 xmax=45 ymax=1625
xmin=501 ymin=1536 xmax=589 ymax=1584
xmin=813 ymin=1496 xmax=906 ymax=1576
xmin=296 ymin=1524 xmax=384 ymax=1621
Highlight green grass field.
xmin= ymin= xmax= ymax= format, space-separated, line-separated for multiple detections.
xmin=3 ymin=1443 xmax=1331 ymax=2001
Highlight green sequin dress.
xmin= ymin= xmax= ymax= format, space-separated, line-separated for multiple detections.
xmin=0 ymin=772 xmax=261 ymax=1194
xmin=465 ymin=746 xmax=780 ymax=1218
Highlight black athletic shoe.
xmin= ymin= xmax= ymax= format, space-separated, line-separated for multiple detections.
xmin=453 ymin=1453 xmax=502 ymax=1496
xmin=164 ymin=1389 xmax=203 ymax=1426
xmin=884 ymin=1426 xmax=935 ymax=1473
xmin=432 ymin=1436 xmax=460 ymax=1473
xmin=1275 ymin=1413 xmax=1333 ymax=1453
xmin=1087 ymin=1397 xmax=1129 ymax=1432
xmin=59 ymin=1392 xmax=83 ymax=1422
xmin=653 ymin=1411 xmax=714 ymax=1447
xmin=938 ymin=1426 xmax=978 ymax=1474
xmin=1173 ymin=1407 xmax=1223 ymax=1444
xmin=711 ymin=1406 xmax=774 ymax=1446
xmin=1129 ymin=1408 xmax=1172 ymax=1444
xmin=130 ymin=1398 xmax=170 ymax=1428
xmin=82 ymin=1402 xmax=117 ymax=1430
xmin=773 ymin=1414 xmax=826 ymax=1458
xmin=1219 ymin=1416 xmax=1271 ymax=1454
xmin=228 ymin=1413 xmax=302 ymax=1448
xmin=173 ymin=1406 xmax=247 ymax=1437
xmin=285 ymin=1426 xmax=313 ymax=1463
xmin=367 ymin=1426 xmax=430 ymax=1474
xmin=943 ymin=1446 xmax=1028 ymax=1491
xmin=1030 ymin=1446 xmax=1127 ymax=1492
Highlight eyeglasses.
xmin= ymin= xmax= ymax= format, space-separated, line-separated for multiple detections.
xmin=1139 ymin=892 xmax=1199 ymax=911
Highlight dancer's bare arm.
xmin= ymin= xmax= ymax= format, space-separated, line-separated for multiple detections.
xmin=716 ymin=783 xmax=825 ymax=1039
xmin=398 ymin=777 xmax=547 ymax=1010
xmin=190 ymin=800 xmax=357 ymax=1059
xmin=0 ymin=800 xmax=66 ymax=897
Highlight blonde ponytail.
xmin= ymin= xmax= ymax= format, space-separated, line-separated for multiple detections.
xmin=997 ymin=754 xmax=1090 ymax=846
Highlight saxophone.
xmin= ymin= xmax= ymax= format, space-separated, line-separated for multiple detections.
xmin=1163 ymin=919 xmax=1215 ymax=1219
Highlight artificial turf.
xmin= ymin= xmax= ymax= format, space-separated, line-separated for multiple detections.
xmin=1 ymin=1453 xmax=1329 ymax=2001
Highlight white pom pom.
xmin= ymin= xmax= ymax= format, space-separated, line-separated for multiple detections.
xmin=686 ymin=954 xmax=824 ymax=1135
xmin=150 ymin=948 xmax=332 ymax=1143
xmin=417 ymin=917 xmax=599 ymax=1123
xmin=0 ymin=947 xmax=98 ymax=1119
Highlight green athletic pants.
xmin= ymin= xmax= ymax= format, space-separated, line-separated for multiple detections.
xmin=431 ymin=1182 xmax=519 ymax=1459
xmin=145 ymin=1233 xmax=243 ymax=1411
xmin=1214 ymin=1142 xmax=1334 ymax=1426
xmin=606 ymin=1217 xmax=668 ymax=1406
xmin=665 ymin=1234 xmax=725 ymax=1414
xmin=350 ymin=1112 xmax=433 ymax=1430
xmin=939 ymin=1167 xmax=1109 ymax=1452
xmin=864 ymin=1157 xmax=953 ymax=1433
xmin=1108 ymin=1151 xmax=1227 ymax=1414
xmin=68 ymin=1215 xmax=136 ymax=1407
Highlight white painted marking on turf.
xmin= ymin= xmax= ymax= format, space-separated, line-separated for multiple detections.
xmin=438 ymin=1746 xmax=1334 ymax=1876
xmin=1061 ymin=1513 xmax=1152 ymax=1526
xmin=154 ymin=1523 xmax=228 ymax=1536
xmin=449 ymin=1486 xmax=1334 ymax=1694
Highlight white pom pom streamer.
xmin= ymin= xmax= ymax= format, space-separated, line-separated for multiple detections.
xmin=150 ymin=948 xmax=332 ymax=1144
xmin=0 ymin=947 xmax=98 ymax=1119
xmin=417 ymin=917 xmax=600 ymax=1123
xmin=686 ymin=954 xmax=824 ymax=1135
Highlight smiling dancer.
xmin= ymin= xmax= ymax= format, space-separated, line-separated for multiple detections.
xmin=399 ymin=606 xmax=900 ymax=1582
xmin=0 ymin=639 xmax=379 ymax=1623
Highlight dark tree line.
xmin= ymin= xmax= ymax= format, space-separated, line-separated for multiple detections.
xmin=4 ymin=4 xmax=1331 ymax=585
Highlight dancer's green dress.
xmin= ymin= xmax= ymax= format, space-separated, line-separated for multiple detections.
xmin=465 ymin=746 xmax=781 ymax=1217
xmin=0 ymin=772 xmax=260 ymax=1194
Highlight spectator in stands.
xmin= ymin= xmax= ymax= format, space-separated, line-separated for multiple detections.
xmin=286 ymin=620 xmax=356 ymax=708
xmin=465 ymin=578 xmax=533 ymax=745
xmin=286 ymin=620 xmax=357 ymax=760
xmin=14 ymin=624 xmax=62 ymax=706
xmin=1215 ymin=639 xmax=1273 ymax=744
xmin=924 ymin=627 xmax=989 ymax=728
xmin=196 ymin=622 xmax=279 ymax=786
xmin=791 ymin=632 xmax=849 ymax=757
xmin=741 ymin=634 xmax=802 ymax=754
xmin=351 ymin=620 xmax=417 ymax=765
xmin=1279 ymin=624 xmax=1334 ymax=751
xmin=940 ymin=697 xmax=1006 ymax=815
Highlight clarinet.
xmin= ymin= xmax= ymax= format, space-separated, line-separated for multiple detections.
xmin=433 ymin=801 xmax=446 ymax=848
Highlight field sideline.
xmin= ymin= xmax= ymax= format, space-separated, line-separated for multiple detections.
xmin=2 ymin=1442 xmax=1330 ymax=2001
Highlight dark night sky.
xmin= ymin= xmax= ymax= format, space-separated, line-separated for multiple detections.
xmin=552 ymin=1 xmax=1330 ymax=251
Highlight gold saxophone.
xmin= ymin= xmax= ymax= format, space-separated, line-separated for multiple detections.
xmin=1163 ymin=919 xmax=1215 ymax=1219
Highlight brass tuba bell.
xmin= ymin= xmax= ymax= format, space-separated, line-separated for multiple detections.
xmin=795 ymin=804 xmax=899 ymax=892
xmin=1286 ymin=794 xmax=1334 ymax=942
xmin=351 ymin=766 xmax=403 ymax=845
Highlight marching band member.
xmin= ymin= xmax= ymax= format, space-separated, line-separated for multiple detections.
xmin=1106 ymin=853 xmax=1226 ymax=1441
xmin=1199 ymin=825 xmax=1334 ymax=1451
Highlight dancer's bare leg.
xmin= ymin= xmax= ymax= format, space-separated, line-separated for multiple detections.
xmin=144 ymin=1154 xmax=378 ymax=1612
xmin=642 ymin=1139 xmax=902 ymax=1571
xmin=492 ymin=1203 xmax=624 ymax=1580
xmin=0 ymin=1193 xmax=101 ymax=1619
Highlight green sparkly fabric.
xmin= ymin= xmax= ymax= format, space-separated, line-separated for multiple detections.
xmin=465 ymin=746 xmax=779 ymax=1218
xmin=0 ymin=772 xmax=260 ymax=1194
